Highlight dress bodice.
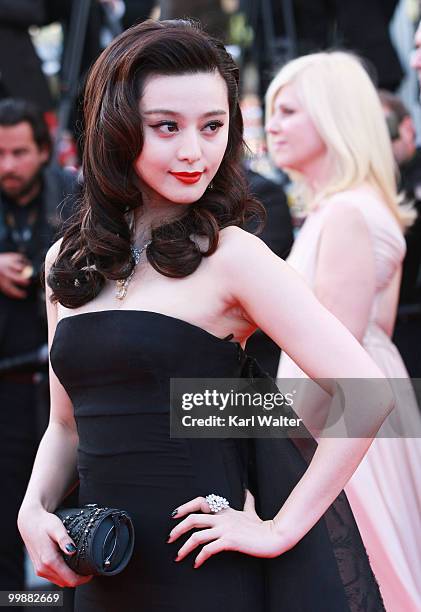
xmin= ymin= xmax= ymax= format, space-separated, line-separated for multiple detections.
xmin=50 ymin=309 xmax=243 ymax=417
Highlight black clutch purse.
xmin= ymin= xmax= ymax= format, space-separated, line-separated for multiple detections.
xmin=55 ymin=503 xmax=135 ymax=576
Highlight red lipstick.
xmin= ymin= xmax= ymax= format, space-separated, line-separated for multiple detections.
xmin=170 ymin=171 xmax=203 ymax=185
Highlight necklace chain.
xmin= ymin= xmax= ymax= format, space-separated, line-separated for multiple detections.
xmin=115 ymin=241 xmax=151 ymax=300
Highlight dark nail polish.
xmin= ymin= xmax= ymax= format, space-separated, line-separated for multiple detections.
xmin=65 ymin=543 xmax=77 ymax=554
xmin=171 ymin=508 xmax=178 ymax=517
xmin=166 ymin=533 xmax=172 ymax=543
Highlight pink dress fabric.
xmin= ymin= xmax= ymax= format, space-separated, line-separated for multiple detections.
xmin=277 ymin=191 xmax=421 ymax=611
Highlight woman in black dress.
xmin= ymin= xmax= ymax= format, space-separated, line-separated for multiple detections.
xmin=18 ymin=20 xmax=389 ymax=611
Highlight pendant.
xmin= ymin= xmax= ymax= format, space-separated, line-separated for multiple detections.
xmin=116 ymin=278 xmax=130 ymax=300
xmin=115 ymin=241 xmax=151 ymax=300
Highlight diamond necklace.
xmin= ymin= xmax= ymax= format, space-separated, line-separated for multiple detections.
xmin=115 ymin=240 xmax=151 ymax=300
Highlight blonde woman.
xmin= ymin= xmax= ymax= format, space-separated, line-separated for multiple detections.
xmin=267 ymin=51 xmax=421 ymax=611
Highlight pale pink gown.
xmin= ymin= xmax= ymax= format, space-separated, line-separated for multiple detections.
xmin=277 ymin=190 xmax=421 ymax=612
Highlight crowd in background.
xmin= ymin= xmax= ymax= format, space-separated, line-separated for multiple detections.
xmin=1 ymin=0 xmax=421 ymax=608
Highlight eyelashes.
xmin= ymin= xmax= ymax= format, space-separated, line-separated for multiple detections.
xmin=203 ymin=120 xmax=224 ymax=132
xmin=149 ymin=121 xmax=178 ymax=133
xmin=148 ymin=120 xmax=225 ymax=134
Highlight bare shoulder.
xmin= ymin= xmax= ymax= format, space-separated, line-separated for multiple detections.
xmin=45 ymin=237 xmax=63 ymax=273
xmin=192 ymin=226 xmax=261 ymax=253
xmin=323 ymin=184 xmax=383 ymax=215
xmin=321 ymin=192 xmax=369 ymax=231
xmin=215 ymin=225 xmax=290 ymax=281
xmin=218 ymin=225 xmax=271 ymax=255
xmin=321 ymin=190 xmax=372 ymax=253
xmin=43 ymin=239 xmax=65 ymax=328
xmin=44 ymin=238 xmax=63 ymax=303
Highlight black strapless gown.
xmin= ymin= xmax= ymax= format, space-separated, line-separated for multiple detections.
xmin=50 ymin=310 xmax=384 ymax=612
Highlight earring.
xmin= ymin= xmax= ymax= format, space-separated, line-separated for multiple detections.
xmin=207 ymin=181 xmax=214 ymax=190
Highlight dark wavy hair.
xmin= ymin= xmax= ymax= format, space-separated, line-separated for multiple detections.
xmin=48 ymin=19 xmax=263 ymax=308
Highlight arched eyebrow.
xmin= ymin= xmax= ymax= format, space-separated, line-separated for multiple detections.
xmin=143 ymin=109 xmax=227 ymax=117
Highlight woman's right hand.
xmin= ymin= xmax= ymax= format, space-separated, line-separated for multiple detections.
xmin=17 ymin=506 xmax=93 ymax=587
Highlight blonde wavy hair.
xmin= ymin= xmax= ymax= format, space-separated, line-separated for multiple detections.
xmin=265 ymin=51 xmax=414 ymax=228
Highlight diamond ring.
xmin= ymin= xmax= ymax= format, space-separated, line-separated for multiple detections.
xmin=205 ymin=494 xmax=230 ymax=513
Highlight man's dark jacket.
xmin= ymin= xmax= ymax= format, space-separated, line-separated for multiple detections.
xmin=245 ymin=168 xmax=294 ymax=377
xmin=0 ymin=164 xmax=80 ymax=356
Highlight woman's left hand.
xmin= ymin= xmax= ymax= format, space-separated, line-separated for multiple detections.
xmin=167 ymin=490 xmax=293 ymax=568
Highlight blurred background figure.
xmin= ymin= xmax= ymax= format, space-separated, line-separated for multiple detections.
xmin=44 ymin=0 xmax=123 ymax=160
xmin=380 ymin=89 xmax=421 ymax=377
xmin=0 ymin=0 xmax=53 ymax=113
xmin=123 ymin=0 xmax=157 ymax=29
xmin=0 ymin=98 xmax=79 ymax=596
xmin=267 ymin=51 xmax=421 ymax=611
xmin=240 ymin=0 xmax=403 ymax=103
xmin=160 ymin=0 xmax=230 ymax=40
xmin=411 ymin=17 xmax=421 ymax=89
xmin=45 ymin=0 xmax=158 ymax=162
